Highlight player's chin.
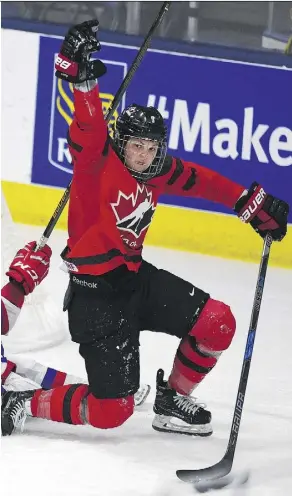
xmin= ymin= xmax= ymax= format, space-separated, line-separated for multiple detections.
xmin=126 ymin=163 xmax=150 ymax=174
xmin=135 ymin=163 xmax=150 ymax=172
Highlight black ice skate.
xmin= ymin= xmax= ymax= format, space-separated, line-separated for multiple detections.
xmin=152 ymin=369 xmax=212 ymax=436
xmin=1 ymin=390 xmax=34 ymax=436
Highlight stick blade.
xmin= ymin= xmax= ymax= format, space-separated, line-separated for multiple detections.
xmin=176 ymin=458 xmax=232 ymax=483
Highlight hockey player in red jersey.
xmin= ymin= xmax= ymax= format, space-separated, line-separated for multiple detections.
xmin=3 ymin=21 xmax=288 ymax=438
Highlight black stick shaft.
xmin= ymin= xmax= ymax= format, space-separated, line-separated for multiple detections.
xmin=225 ymin=233 xmax=273 ymax=462
xmin=37 ymin=1 xmax=171 ymax=249
xmin=176 ymin=234 xmax=273 ymax=483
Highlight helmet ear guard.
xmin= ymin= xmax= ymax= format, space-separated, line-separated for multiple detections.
xmin=114 ymin=104 xmax=168 ymax=181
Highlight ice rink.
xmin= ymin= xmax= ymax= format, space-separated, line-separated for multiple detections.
xmin=2 ymin=225 xmax=292 ymax=496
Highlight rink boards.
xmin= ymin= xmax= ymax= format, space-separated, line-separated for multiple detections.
xmin=2 ymin=179 xmax=291 ymax=268
xmin=2 ymin=27 xmax=292 ymax=268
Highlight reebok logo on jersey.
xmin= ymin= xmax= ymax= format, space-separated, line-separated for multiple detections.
xmin=72 ymin=276 xmax=98 ymax=289
xmin=111 ymin=184 xmax=155 ymax=239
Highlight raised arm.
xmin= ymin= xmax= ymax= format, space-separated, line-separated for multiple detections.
xmin=55 ymin=20 xmax=108 ymax=166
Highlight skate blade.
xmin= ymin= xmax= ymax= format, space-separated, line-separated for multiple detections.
xmin=1 ymin=417 xmax=14 ymax=436
xmin=134 ymin=384 xmax=151 ymax=407
xmin=152 ymin=414 xmax=213 ymax=437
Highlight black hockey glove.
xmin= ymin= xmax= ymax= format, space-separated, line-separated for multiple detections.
xmin=55 ymin=20 xmax=107 ymax=83
xmin=234 ymin=182 xmax=289 ymax=241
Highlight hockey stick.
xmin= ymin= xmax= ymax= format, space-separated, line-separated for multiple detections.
xmin=36 ymin=1 xmax=171 ymax=250
xmin=176 ymin=233 xmax=273 ymax=487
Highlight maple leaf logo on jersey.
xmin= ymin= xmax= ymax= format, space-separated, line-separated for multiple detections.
xmin=111 ymin=184 xmax=155 ymax=239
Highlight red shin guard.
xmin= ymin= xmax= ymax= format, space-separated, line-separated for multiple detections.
xmin=169 ymin=298 xmax=236 ymax=394
xmin=30 ymin=384 xmax=134 ymax=429
xmin=31 ymin=384 xmax=89 ymax=423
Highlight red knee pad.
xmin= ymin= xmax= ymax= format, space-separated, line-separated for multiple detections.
xmin=86 ymin=394 xmax=134 ymax=429
xmin=190 ymin=298 xmax=236 ymax=352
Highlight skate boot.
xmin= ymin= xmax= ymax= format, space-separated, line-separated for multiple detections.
xmin=1 ymin=390 xmax=34 ymax=436
xmin=152 ymin=369 xmax=212 ymax=436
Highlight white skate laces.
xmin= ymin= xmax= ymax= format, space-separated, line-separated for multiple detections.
xmin=10 ymin=402 xmax=27 ymax=433
xmin=173 ymin=394 xmax=206 ymax=415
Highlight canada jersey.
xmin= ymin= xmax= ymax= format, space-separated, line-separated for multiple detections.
xmin=64 ymin=139 xmax=161 ymax=275
xmin=63 ymin=85 xmax=245 ymax=276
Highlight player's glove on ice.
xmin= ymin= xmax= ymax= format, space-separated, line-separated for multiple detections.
xmin=234 ymin=182 xmax=289 ymax=241
xmin=55 ymin=20 xmax=107 ymax=83
xmin=6 ymin=241 xmax=52 ymax=295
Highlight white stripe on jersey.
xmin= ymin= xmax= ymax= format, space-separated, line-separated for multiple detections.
xmin=1 ymin=296 xmax=21 ymax=333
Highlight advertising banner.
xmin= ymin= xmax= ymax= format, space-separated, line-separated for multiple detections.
xmin=32 ymin=35 xmax=292 ymax=220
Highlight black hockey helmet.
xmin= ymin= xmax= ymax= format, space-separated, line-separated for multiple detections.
xmin=114 ymin=104 xmax=167 ymax=181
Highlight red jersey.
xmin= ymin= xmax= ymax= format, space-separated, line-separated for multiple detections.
xmin=63 ymin=84 xmax=245 ymax=276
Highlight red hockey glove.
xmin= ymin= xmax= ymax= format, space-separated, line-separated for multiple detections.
xmin=55 ymin=19 xmax=106 ymax=83
xmin=6 ymin=241 xmax=52 ymax=295
xmin=234 ymin=182 xmax=289 ymax=241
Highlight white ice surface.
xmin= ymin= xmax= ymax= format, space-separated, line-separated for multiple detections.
xmin=1 ymin=225 xmax=292 ymax=496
